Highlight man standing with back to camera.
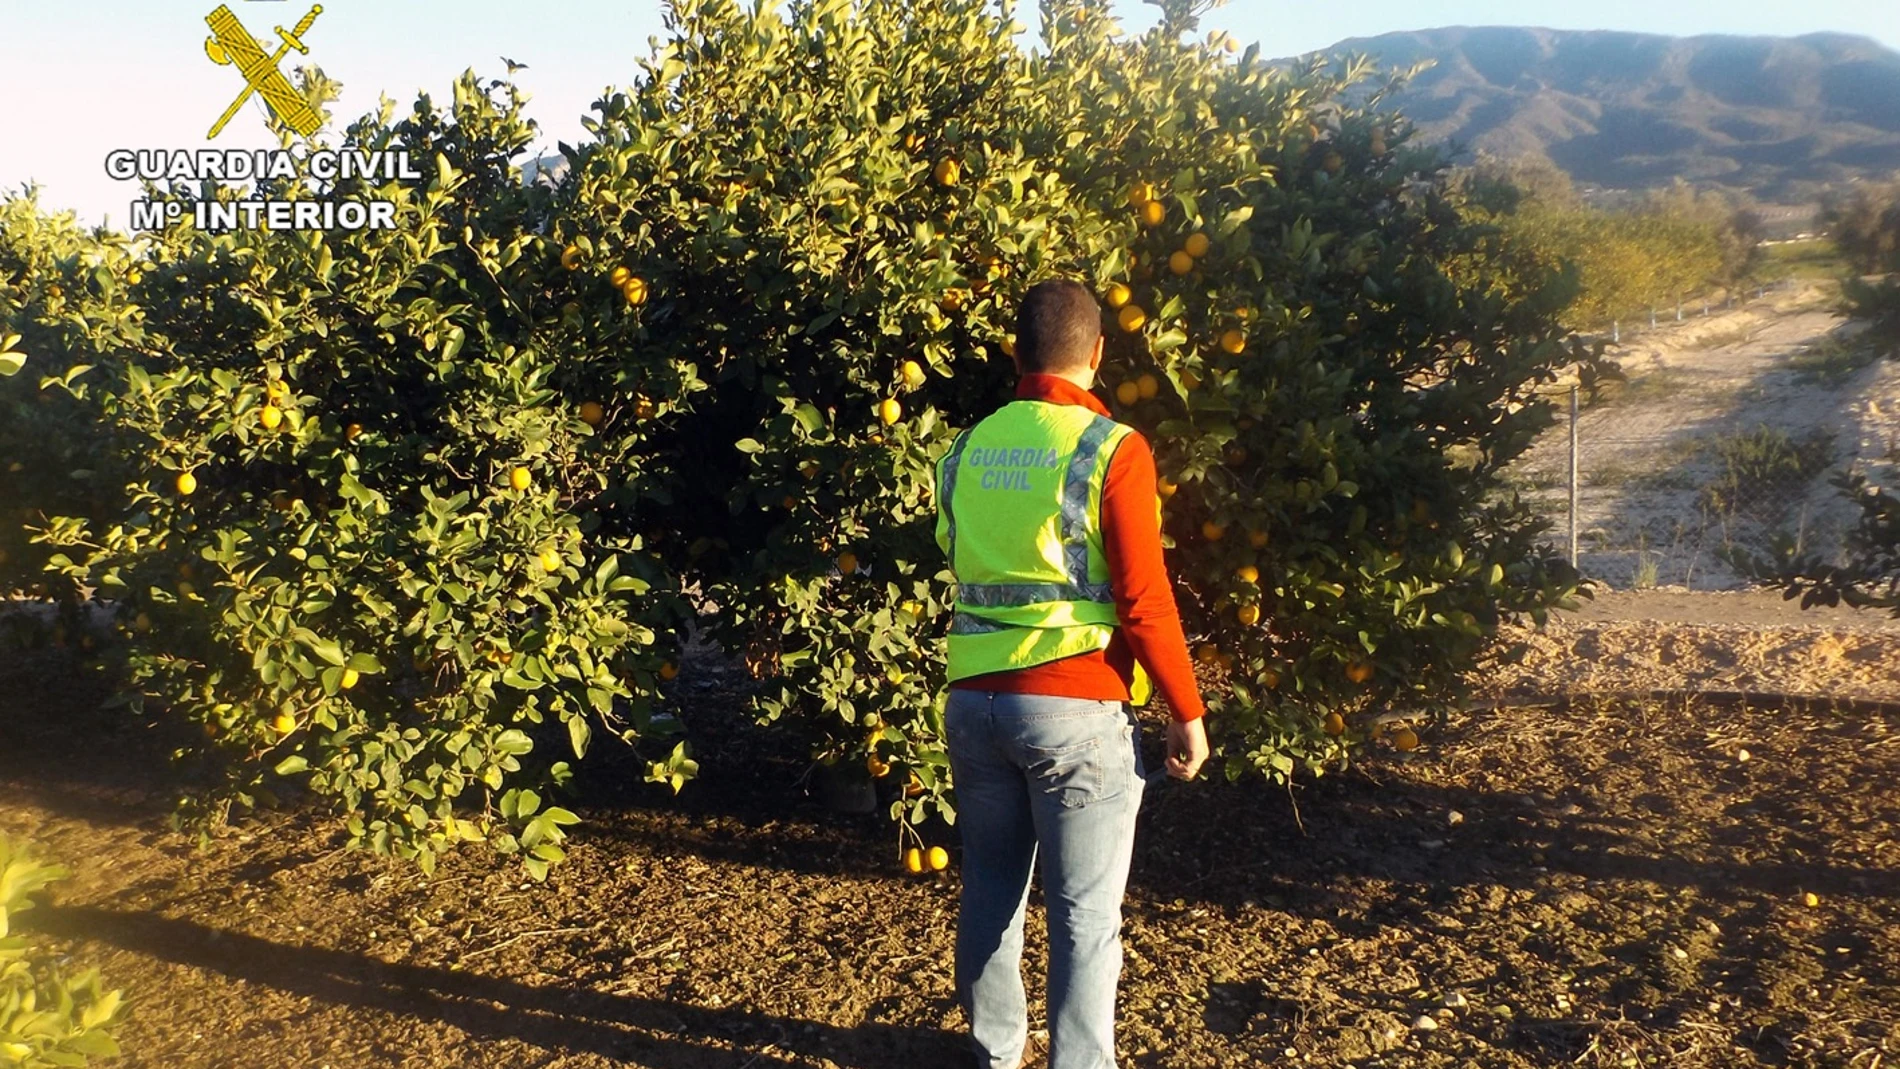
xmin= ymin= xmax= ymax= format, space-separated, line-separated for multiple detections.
xmin=935 ymin=279 xmax=1209 ymax=1069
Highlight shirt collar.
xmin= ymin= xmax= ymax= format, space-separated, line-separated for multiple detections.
xmin=1016 ymin=373 xmax=1112 ymax=418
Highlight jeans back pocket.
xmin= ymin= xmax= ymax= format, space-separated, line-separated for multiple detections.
xmin=1024 ymin=737 xmax=1102 ymax=808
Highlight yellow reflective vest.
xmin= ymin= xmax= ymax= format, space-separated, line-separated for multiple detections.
xmin=934 ymin=399 xmax=1151 ymax=703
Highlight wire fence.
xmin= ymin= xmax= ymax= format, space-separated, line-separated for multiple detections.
xmin=1506 ymin=278 xmax=1894 ymax=591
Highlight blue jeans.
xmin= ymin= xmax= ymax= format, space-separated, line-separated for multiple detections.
xmin=945 ymin=689 xmax=1146 ymax=1069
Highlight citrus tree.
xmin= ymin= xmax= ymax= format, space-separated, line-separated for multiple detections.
xmin=550 ymin=0 xmax=1595 ymax=813
xmin=29 ymin=76 xmax=690 ymax=877
xmin=1026 ymin=0 xmax=1594 ymax=777
xmin=8 ymin=0 xmax=1602 ymax=873
xmin=0 ymin=194 xmax=138 ymax=626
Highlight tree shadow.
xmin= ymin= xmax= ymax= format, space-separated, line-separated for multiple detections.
xmin=29 ymin=904 xmax=968 ymax=1069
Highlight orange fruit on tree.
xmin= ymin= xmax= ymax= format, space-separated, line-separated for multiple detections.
xmin=258 ymin=404 xmax=284 ymax=431
xmin=904 ymin=847 xmax=925 ymax=874
xmin=1261 ymin=666 xmax=1282 ymax=690
xmin=1115 ymin=381 xmax=1141 ymax=406
xmin=345 ymin=422 xmax=364 ymax=441
xmin=1217 ymin=651 xmax=1236 ymax=671
xmin=560 ymin=245 xmax=583 ymax=271
xmin=538 ymin=547 xmax=563 ymax=572
xmin=1392 ymin=726 xmax=1420 ymax=752
xmin=622 ymin=276 xmax=649 ymax=305
xmin=1184 ymin=232 xmax=1211 ymax=258
xmin=1138 ymin=200 xmax=1166 ymax=228
xmin=1105 ymin=282 xmax=1132 ymax=309
xmin=1236 ymin=603 xmax=1261 ymax=626
xmin=1247 ymin=529 xmax=1269 ymax=548
xmin=1180 ymin=369 xmax=1201 ymax=390
xmin=837 ymin=551 xmax=859 ymax=574
xmin=901 ymin=360 xmax=927 ymax=389
xmin=905 ymin=772 xmax=924 ymax=798
xmin=1117 ymin=304 xmax=1147 ymax=333
xmin=1136 ymin=374 xmax=1159 ymax=400
xmin=1323 ymin=712 xmax=1346 ymax=737
xmin=933 ymin=158 xmax=961 ymax=186
xmin=609 ymin=265 xmax=632 ymax=287
xmin=175 ymin=471 xmax=198 ymax=496
xmin=1000 ymin=335 xmax=1016 ymax=358
xmin=1202 ymin=520 xmax=1226 ymax=542
xmin=1156 ymin=476 xmax=1178 ymax=499
xmin=1168 ymin=250 xmax=1194 ymax=276
xmin=879 ymin=398 xmax=903 ymax=425
xmin=340 ymin=667 xmax=360 ymax=690
xmin=1236 ymin=564 xmax=1259 ymax=584
xmin=579 ymin=401 xmax=605 ymax=426
xmin=659 ymin=661 xmax=679 ymax=681
xmin=270 ymin=712 xmax=296 ymax=736
xmin=1195 ymin=643 xmax=1221 ymax=665
xmin=510 ymin=466 xmax=532 ymax=492
xmin=867 ymin=754 xmax=891 ymax=778
xmin=927 ymin=846 xmax=950 ymax=872
xmin=1345 ymin=661 xmax=1373 ymax=684
xmin=1220 ymin=329 xmax=1246 ymax=354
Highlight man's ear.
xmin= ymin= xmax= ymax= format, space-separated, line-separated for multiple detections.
xmin=1089 ymin=335 xmax=1105 ymax=370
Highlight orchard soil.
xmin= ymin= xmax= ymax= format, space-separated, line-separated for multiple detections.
xmin=3 ymin=606 xmax=1897 ymax=1068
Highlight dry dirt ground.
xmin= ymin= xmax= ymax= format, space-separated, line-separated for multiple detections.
xmin=1512 ymin=282 xmax=1900 ymax=590
xmin=1493 ymin=589 xmax=1900 ymax=705
xmin=3 ymin=601 xmax=1897 ymax=1069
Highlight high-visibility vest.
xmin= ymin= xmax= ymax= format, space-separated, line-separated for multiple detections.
xmin=934 ymin=399 xmax=1152 ymax=704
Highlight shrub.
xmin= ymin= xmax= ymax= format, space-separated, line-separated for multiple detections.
xmin=1698 ymin=426 xmax=1835 ymax=522
xmin=0 ymin=836 xmax=124 ymax=1067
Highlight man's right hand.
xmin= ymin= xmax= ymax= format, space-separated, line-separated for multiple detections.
xmin=1164 ymin=716 xmax=1208 ymax=781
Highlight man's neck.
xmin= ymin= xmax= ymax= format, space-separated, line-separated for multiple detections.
xmin=1045 ymin=369 xmax=1095 ymax=391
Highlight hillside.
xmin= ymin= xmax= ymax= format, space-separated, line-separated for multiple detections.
xmin=1310 ymin=27 xmax=1900 ymax=199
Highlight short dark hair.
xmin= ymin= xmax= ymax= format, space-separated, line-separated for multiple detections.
xmin=1015 ymin=280 xmax=1101 ymax=374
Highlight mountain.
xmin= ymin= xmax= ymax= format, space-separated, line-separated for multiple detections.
xmin=1309 ymin=28 xmax=1900 ymax=200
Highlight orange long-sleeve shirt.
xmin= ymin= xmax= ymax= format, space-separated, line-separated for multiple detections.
xmin=949 ymin=374 xmax=1206 ymax=723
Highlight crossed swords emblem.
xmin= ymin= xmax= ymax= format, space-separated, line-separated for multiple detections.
xmin=204 ymin=4 xmax=325 ymax=139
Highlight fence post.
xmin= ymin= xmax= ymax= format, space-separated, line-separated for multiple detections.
xmin=1612 ymin=320 xmax=1620 ymax=344
xmin=1568 ymin=385 xmax=1580 ymax=570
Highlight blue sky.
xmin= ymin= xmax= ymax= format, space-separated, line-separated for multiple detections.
xmin=3 ymin=0 xmax=1896 ymax=227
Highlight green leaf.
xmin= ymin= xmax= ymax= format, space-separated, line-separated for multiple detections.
xmin=0 ymin=352 xmax=25 ymax=378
